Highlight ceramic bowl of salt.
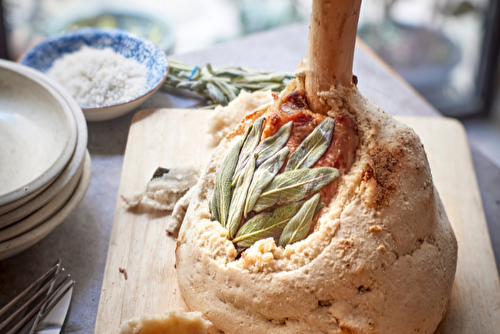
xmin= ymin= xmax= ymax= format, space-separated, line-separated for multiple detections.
xmin=21 ymin=28 xmax=169 ymax=121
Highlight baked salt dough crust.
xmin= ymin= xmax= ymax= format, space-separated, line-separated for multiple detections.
xmin=176 ymin=82 xmax=457 ymax=334
xmin=118 ymin=308 xmax=212 ymax=334
xmin=207 ymin=90 xmax=273 ymax=144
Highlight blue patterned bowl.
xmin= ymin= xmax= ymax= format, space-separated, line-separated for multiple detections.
xmin=21 ymin=28 xmax=169 ymax=121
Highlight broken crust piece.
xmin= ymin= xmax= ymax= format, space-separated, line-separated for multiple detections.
xmin=175 ymin=82 xmax=457 ymax=334
xmin=166 ymin=186 xmax=197 ymax=234
xmin=122 ymin=166 xmax=201 ymax=211
xmin=118 ymin=308 xmax=212 ymax=334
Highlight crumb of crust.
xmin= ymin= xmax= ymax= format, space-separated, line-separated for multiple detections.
xmin=339 ymin=322 xmax=354 ymax=333
xmin=233 ymin=238 xmax=282 ymax=272
xmin=118 ymin=308 xmax=212 ymax=334
xmin=352 ymin=74 xmax=358 ymax=86
xmin=370 ymin=225 xmax=382 ymax=233
xmin=378 ymin=245 xmax=387 ymax=252
xmin=119 ymin=267 xmax=128 ymax=280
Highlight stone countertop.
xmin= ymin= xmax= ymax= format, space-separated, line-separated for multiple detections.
xmin=0 ymin=23 xmax=499 ymax=334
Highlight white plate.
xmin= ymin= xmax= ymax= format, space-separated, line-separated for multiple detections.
xmin=0 ymin=60 xmax=77 ymax=206
xmin=0 ymin=67 xmax=88 ymax=223
xmin=0 ymin=151 xmax=91 ymax=261
xmin=0 ymin=153 xmax=84 ymax=242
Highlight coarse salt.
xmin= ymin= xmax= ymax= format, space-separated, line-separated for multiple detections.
xmin=48 ymin=46 xmax=148 ymax=106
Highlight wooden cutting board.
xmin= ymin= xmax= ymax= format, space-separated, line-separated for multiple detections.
xmin=95 ymin=109 xmax=500 ymax=333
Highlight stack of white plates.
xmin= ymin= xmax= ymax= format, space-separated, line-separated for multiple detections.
xmin=0 ymin=59 xmax=91 ymax=260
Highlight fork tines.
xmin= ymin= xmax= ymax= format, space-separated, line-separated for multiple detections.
xmin=0 ymin=261 xmax=75 ymax=334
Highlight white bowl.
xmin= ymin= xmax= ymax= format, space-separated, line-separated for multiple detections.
xmin=0 ymin=60 xmax=77 ymax=206
xmin=20 ymin=28 xmax=169 ymax=121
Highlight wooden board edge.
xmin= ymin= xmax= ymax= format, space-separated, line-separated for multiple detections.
xmin=398 ymin=116 xmax=500 ymax=282
xmin=356 ymin=38 xmax=436 ymax=113
xmin=94 ymin=108 xmax=165 ymax=332
xmin=131 ymin=108 xmax=161 ymax=124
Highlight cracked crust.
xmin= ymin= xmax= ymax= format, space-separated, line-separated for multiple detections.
xmin=175 ymin=83 xmax=457 ymax=334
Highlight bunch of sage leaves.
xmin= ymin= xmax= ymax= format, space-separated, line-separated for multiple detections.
xmin=210 ymin=116 xmax=338 ymax=249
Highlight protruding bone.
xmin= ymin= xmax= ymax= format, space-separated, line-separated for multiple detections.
xmin=296 ymin=0 xmax=362 ymax=115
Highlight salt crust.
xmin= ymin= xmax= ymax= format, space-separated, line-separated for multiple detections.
xmin=167 ymin=186 xmax=197 ymax=234
xmin=176 ymin=81 xmax=457 ymax=334
xmin=118 ymin=308 xmax=212 ymax=334
xmin=207 ymin=90 xmax=273 ymax=144
xmin=48 ymin=46 xmax=147 ymax=106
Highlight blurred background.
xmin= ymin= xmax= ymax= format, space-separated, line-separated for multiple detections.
xmin=0 ymin=0 xmax=499 ymax=166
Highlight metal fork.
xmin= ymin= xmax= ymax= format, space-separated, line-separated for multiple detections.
xmin=0 ymin=262 xmax=75 ymax=334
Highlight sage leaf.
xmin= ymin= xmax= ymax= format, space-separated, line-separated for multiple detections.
xmin=253 ymin=167 xmax=338 ymax=212
xmin=208 ymin=195 xmax=213 ymax=215
xmin=285 ymin=117 xmax=335 ymax=171
xmin=244 ymin=147 xmax=289 ymax=217
xmin=214 ymin=81 xmax=237 ymax=101
xmin=213 ymin=127 xmax=251 ymax=227
xmin=227 ymin=154 xmax=256 ymax=238
xmin=206 ymin=82 xmax=227 ymax=105
xmin=233 ymin=201 xmax=304 ymax=248
xmin=255 ymin=121 xmax=293 ymax=166
xmin=315 ymin=202 xmax=326 ymax=215
xmin=279 ymin=193 xmax=320 ymax=247
xmin=210 ymin=194 xmax=220 ymax=222
xmin=233 ymin=117 xmax=266 ymax=181
xmin=206 ymin=63 xmax=216 ymax=75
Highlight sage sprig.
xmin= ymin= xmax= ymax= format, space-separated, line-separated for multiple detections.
xmin=211 ymin=127 xmax=251 ymax=226
xmin=227 ymin=154 xmax=256 ymax=239
xmin=285 ymin=118 xmax=335 ymax=171
xmin=244 ymin=147 xmax=289 ymax=217
xmin=255 ymin=121 xmax=293 ymax=166
xmin=279 ymin=194 xmax=320 ymax=247
xmin=165 ymin=59 xmax=294 ymax=108
xmin=253 ymin=167 xmax=339 ymax=212
xmin=233 ymin=201 xmax=304 ymax=248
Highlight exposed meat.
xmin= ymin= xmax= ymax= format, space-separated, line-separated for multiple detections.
xmin=314 ymin=114 xmax=359 ymax=203
xmin=262 ymin=90 xmax=324 ymax=155
xmin=315 ymin=114 xmax=359 ymax=170
xmin=259 ymin=90 xmax=359 ymax=206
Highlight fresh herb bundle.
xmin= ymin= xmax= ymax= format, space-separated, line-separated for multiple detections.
xmin=210 ymin=116 xmax=338 ymax=249
xmin=165 ymin=59 xmax=295 ymax=108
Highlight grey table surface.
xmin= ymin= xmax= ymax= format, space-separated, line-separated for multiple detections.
xmin=1 ymin=23 xmax=499 ymax=334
